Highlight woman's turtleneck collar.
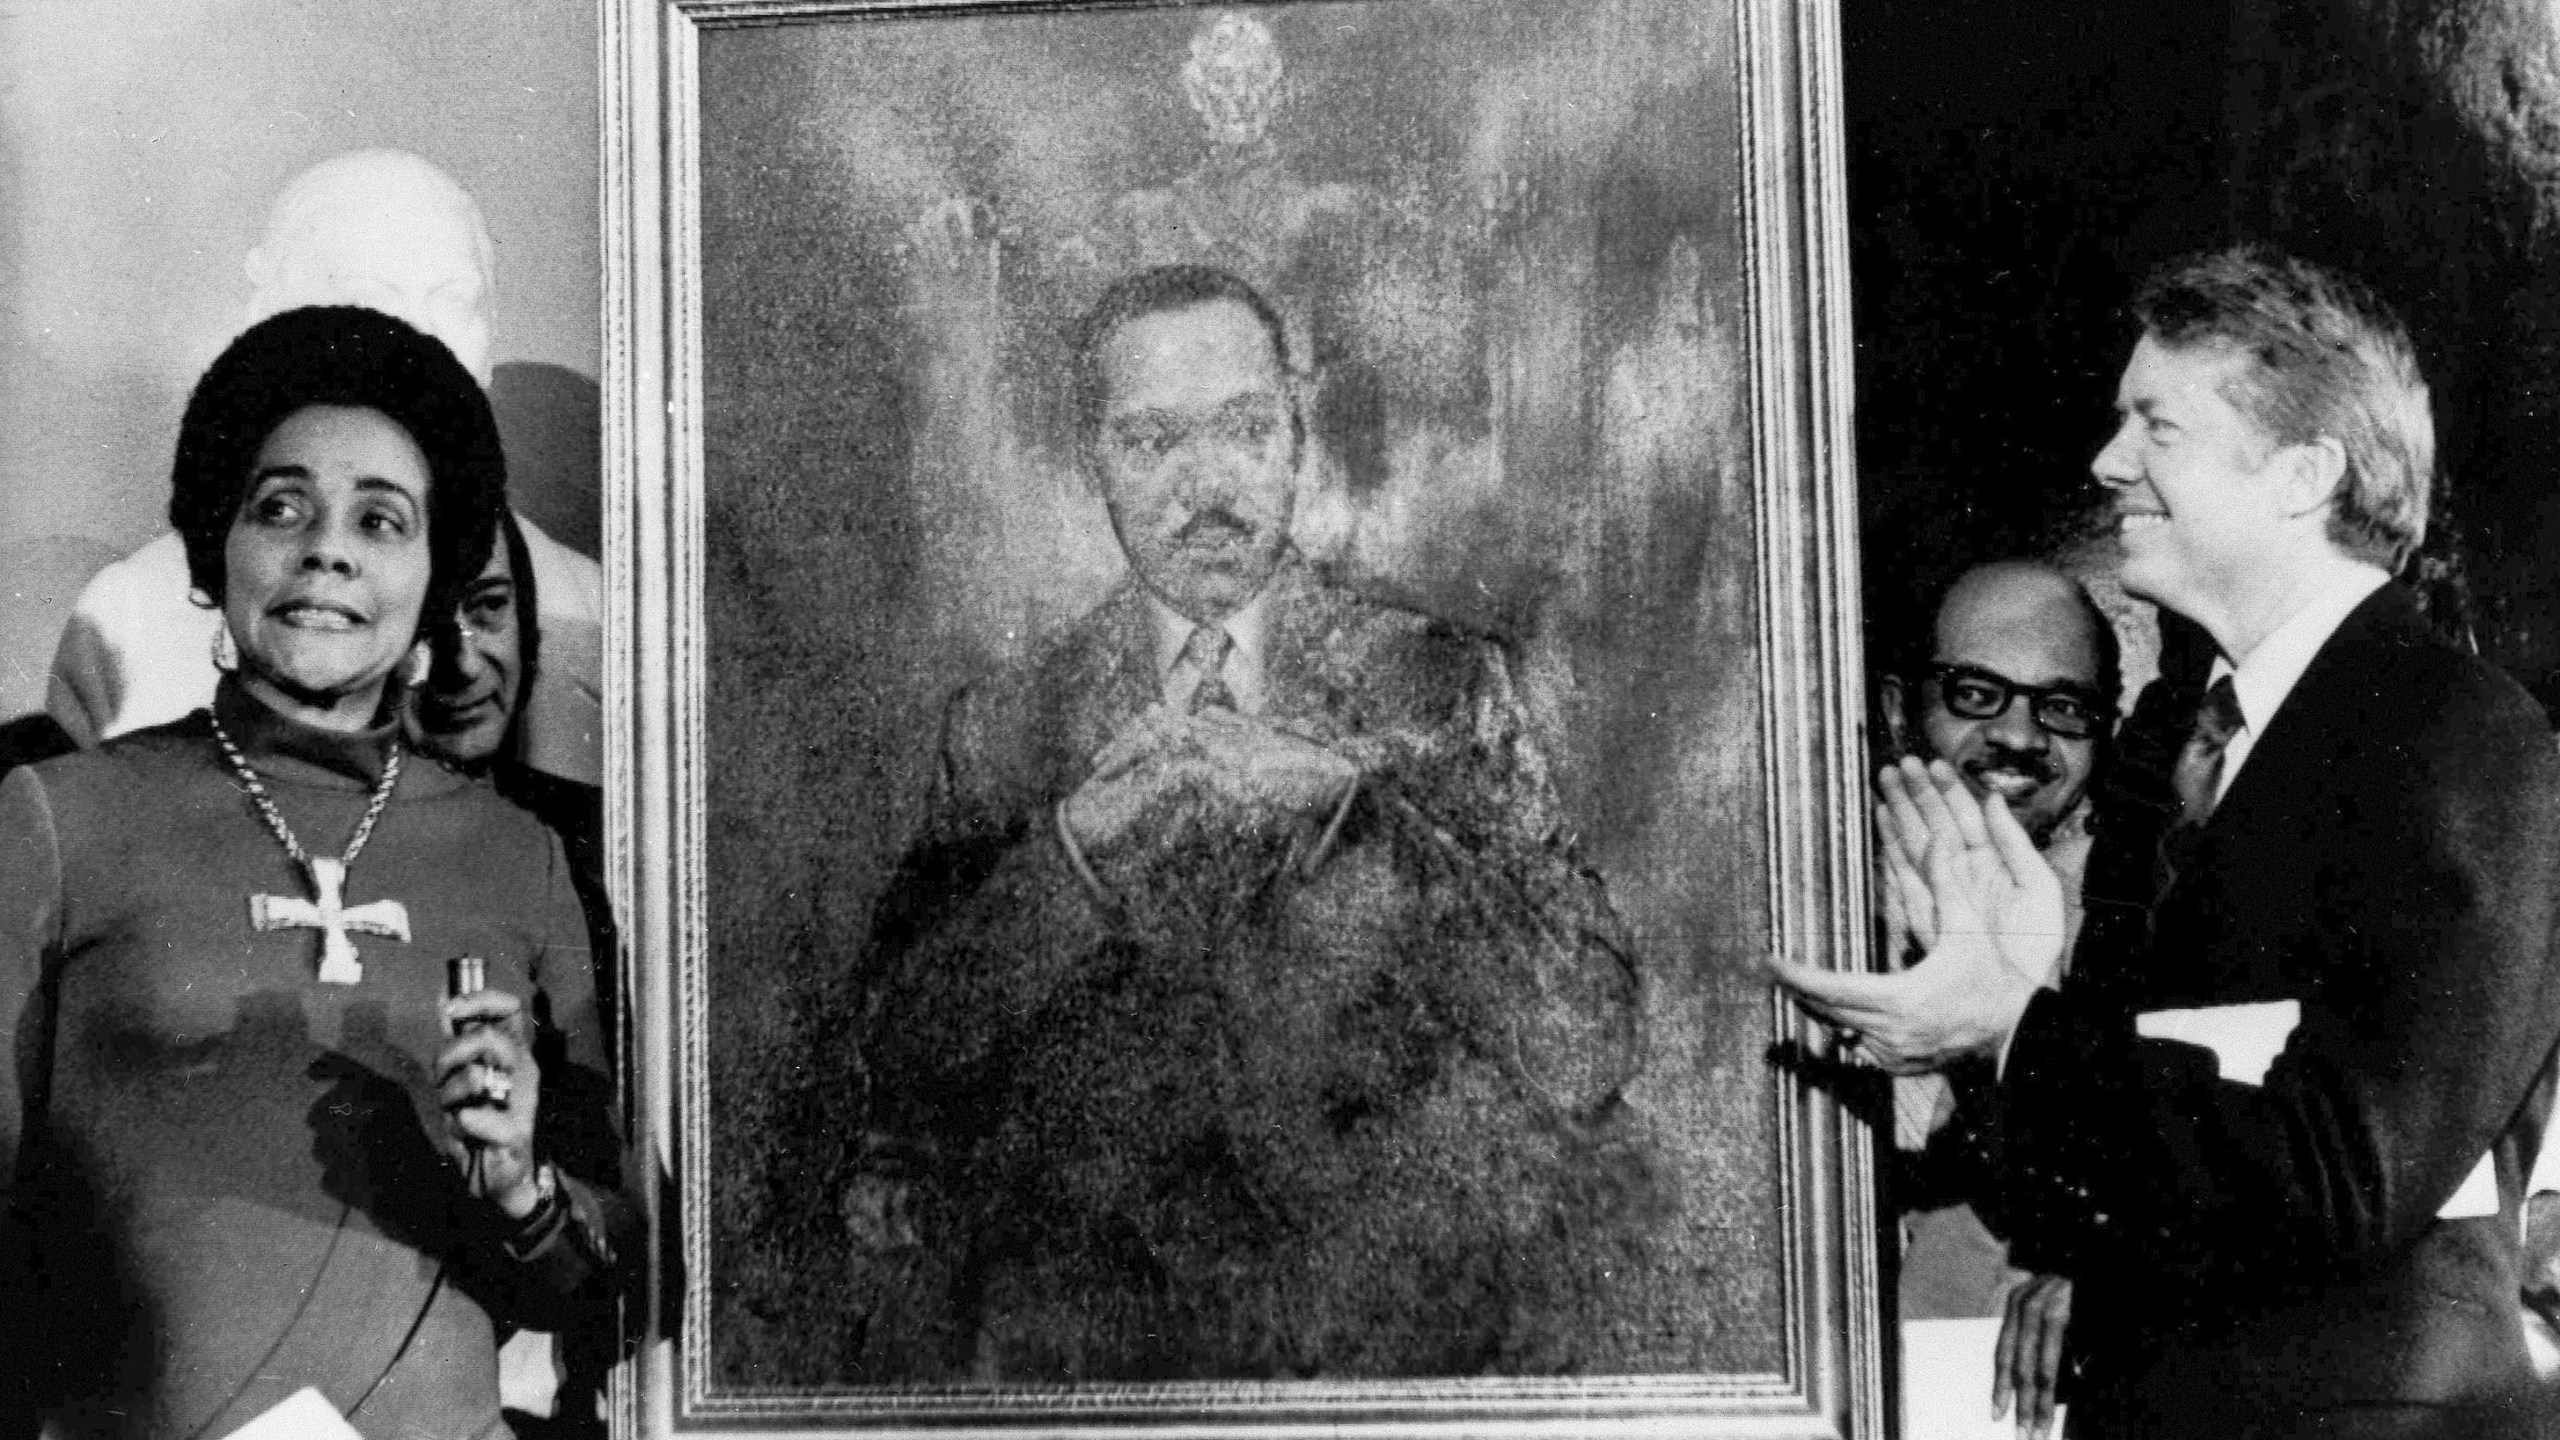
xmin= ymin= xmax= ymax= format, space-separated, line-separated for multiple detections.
xmin=211 ymin=673 xmax=402 ymax=791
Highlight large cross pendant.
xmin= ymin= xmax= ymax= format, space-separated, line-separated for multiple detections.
xmin=249 ymin=855 xmax=412 ymax=985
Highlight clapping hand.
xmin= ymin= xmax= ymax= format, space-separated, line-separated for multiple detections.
xmin=1767 ymin=757 xmax=2067 ymax=1074
xmin=1876 ymin=794 xmax=1937 ymax=964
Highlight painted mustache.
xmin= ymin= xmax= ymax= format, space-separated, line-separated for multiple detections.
xmin=1174 ymin=507 xmax=1262 ymax=543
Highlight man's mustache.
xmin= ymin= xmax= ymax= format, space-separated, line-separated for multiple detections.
xmin=1174 ymin=507 xmax=1262 ymax=542
xmin=1966 ymin=747 xmax=2061 ymax=785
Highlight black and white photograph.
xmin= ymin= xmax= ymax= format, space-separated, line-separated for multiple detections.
xmin=644 ymin=0 xmax=1870 ymax=1425
xmin=11 ymin=0 xmax=2560 ymax=1438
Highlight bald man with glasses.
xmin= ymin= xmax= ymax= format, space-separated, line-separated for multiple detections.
xmin=1882 ymin=560 xmax=2119 ymax=862
xmin=1874 ymin=558 xmax=2121 ymax=1437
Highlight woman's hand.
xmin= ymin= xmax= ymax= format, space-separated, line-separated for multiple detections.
xmin=437 ymin=989 xmax=544 ymax=1220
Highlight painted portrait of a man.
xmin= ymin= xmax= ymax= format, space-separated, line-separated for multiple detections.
xmin=833 ymin=263 xmax=1658 ymax=1379
xmin=691 ymin=0 xmax=1794 ymax=1395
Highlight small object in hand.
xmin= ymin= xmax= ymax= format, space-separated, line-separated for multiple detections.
xmin=1832 ymin=1027 xmax=1863 ymax=1050
xmin=447 ymin=955 xmax=491 ymax=1039
xmin=447 ymin=955 xmax=508 ymax=1104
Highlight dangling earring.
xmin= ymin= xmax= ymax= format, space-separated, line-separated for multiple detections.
xmin=210 ymin=617 xmax=239 ymax=673
xmin=399 ymin=640 xmax=433 ymax=690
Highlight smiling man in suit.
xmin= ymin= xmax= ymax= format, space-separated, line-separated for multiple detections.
xmin=1776 ymin=246 xmax=2560 ymax=1438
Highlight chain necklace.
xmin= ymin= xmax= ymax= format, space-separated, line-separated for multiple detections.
xmin=210 ymin=711 xmax=414 ymax=985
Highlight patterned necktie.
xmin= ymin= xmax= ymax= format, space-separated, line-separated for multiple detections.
xmin=1173 ymin=623 xmax=1236 ymax=715
xmin=2172 ymin=675 xmax=2245 ymax=825
xmin=2158 ymin=674 xmax=2244 ymax=891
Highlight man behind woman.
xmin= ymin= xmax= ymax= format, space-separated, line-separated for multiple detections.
xmin=0 ymin=307 xmax=634 ymax=1440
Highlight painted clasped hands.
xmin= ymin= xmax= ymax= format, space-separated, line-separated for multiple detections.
xmin=1063 ymin=702 xmax=1359 ymax=853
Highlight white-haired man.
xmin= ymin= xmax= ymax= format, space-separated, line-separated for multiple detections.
xmin=1779 ymin=247 xmax=2560 ymax=1438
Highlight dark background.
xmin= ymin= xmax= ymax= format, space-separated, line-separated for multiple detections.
xmin=1847 ymin=0 xmax=2228 ymax=665
xmin=1848 ymin=0 xmax=2560 ymax=702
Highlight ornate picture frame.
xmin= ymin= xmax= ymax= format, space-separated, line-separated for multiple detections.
xmin=602 ymin=0 xmax=1876 ymax=1434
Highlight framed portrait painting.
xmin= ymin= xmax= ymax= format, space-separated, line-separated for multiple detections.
xmin=602 ymin=0 xmax=1876 ymax=1435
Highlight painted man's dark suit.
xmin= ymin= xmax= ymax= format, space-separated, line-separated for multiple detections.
xmin=1995 ymin=584 xmax=2560 ymax=1437
xmin=838 ymin=559 xmax=1656 ymax=1382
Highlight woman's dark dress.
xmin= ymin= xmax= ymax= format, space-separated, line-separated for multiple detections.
xmin=0 ymin=679 xmax=622 ymax=1440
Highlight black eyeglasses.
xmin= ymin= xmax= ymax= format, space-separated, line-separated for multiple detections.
xmin=1927 ymin=664 xmax=2114 ymax=740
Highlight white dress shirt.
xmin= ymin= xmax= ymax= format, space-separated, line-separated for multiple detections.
xmin=2205 ymin=561 xmax=2391 ymax=804
xmin=1142 ymin=584 xmax=1273 ymax=715
xmin=1994 ymin=560 xmax=2391 ymax=1079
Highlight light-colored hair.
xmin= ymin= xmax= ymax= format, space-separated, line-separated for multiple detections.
xmin=250 ymin=150 xmax=495 ymax=290
xmin=242 ymin=150 xmax=498 ymax=384
xmin=2134 ymin=245 xmax=2433 ymax=571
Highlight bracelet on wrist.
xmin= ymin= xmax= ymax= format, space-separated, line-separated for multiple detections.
xmin=500 ymin=1160 xmax=566 ymax=1258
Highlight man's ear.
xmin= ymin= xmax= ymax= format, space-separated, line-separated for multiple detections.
xmin=1284 ymin=365 xmax=1317 ymax=444
xmin=2275 ymin=434 xmax=2349 ymax=520
xmin=1879 ymin=674 xmax=1912 ymax=758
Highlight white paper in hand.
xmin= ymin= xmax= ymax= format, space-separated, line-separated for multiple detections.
xmin=2133 ymin=1000 xmax=2504 ymax=1221
xmin=217 ymin=1388 xmax=364 ymax=1440
xmin=2135 ymin=1000 xmax=2300 ymax=1086
xmin=2436 ymin=1152 xmax=2501 ymax=1221
xmin=1900 ymin=1317 xmax=2068 ymax=1439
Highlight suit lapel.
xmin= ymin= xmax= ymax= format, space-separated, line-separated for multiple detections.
xmin=1044 ymin=584 xmax=1160 ymax=777
xmin=2149 ymin=586 xmax=2426 ymax=996
xmin=1057 ymin=557 xmax=1345 ymax=752
xmin=1257 ymin=558 xmax=1336 ymax=726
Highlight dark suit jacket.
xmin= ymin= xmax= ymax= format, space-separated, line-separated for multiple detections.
xmin=1996 ymin=585 xmax=2560 ymax=1437
xmin=838 ymin=560 xmax=1653 ymax=1381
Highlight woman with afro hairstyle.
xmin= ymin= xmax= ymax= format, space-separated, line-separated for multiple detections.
xmin=0 ymin=307 xmax=635 ymax=1440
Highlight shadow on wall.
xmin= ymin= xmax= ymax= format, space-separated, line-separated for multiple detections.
xmin=492 ymin=362 xmax=602 ymax=562
xmin=0 ymin=534 xmax=121 ymax=723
